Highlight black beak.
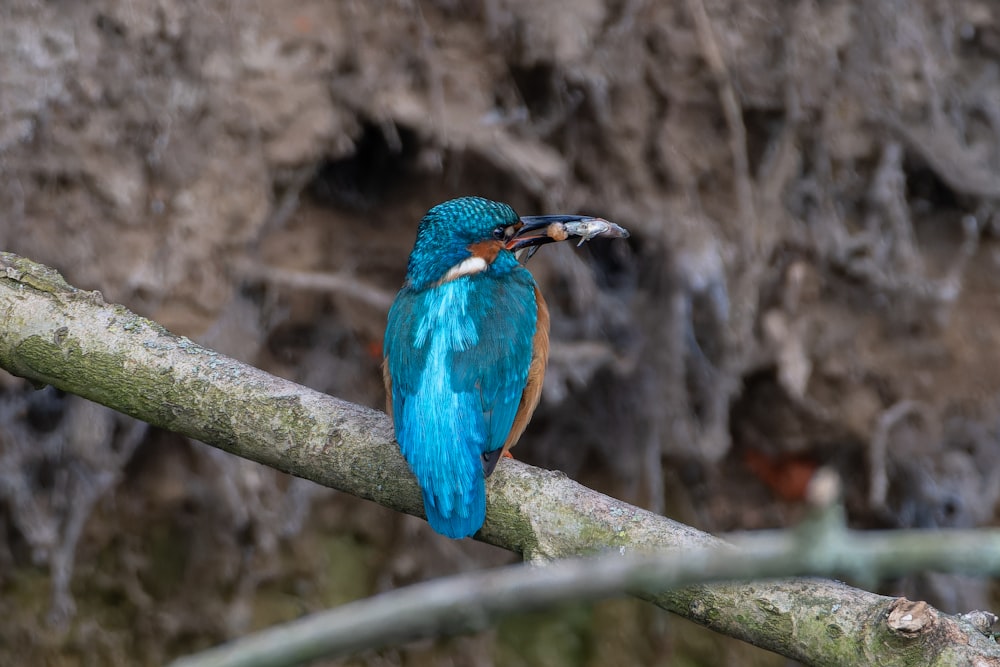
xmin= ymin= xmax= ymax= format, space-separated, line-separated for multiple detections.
xmin=505 ymin=215 xmax=603 ymax=251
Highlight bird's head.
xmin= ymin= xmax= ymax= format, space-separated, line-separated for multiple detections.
xmin=405 ymin=196 xmax=604 ymax=290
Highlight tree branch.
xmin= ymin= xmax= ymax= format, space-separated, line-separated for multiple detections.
xmin=168 ymin=512 xmax=1000 ymax=667
xmin=1 ymin=251 xmax=997 ymax=665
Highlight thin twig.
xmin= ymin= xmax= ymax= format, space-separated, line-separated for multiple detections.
xmin=686 ymin=0 xmax=756 ymax=230
xmin=238 ymin=262 xmax=395 ymax=311
xmin=256 ymin=164 xmax=318 ymax=243
xmin=868 ymin=400 xmax=930 ymax=509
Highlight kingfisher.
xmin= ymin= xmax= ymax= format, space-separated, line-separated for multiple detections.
xmin=383 ymin=196 xmax=622 ymax=538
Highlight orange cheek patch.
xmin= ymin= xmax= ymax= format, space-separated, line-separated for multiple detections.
xmin=468 ymin=240 xmax=504 ymax=263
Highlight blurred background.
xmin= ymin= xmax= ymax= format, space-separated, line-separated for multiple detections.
xmin=2 ymin=0 xmax=1000 ymax=664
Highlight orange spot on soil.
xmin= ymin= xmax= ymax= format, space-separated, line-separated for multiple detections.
xmin=293 ymin=15 xmax=313 ymax=34
xmin=365 ymin=340 xmax=383 ymax=361
xmin=743 ymin=448 xmax=819 ymax=502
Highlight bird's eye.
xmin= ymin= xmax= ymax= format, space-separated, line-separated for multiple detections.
xmin=492 ymin=225 xmax=506 ymax=240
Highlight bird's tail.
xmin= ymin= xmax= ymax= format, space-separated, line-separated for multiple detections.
xmin=395 ymin=386 xmax=489 ymax=538
xmin=421 ymin=474 xmax=486 ymax=539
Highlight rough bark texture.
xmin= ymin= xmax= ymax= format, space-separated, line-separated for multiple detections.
xmin=4 ymin=0 xmax=1000 ymax=664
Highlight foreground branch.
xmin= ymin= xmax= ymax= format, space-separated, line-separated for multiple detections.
xmin=170 ymin=516 xmax=1000 ymax=667
xmin=1 ymin=252 xmax=997 ymax=665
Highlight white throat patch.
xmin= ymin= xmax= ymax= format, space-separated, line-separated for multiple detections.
xmin=441 ymin=256 xmax=488 ymax=283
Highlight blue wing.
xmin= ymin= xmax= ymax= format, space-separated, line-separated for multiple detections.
xmin=384 ymin=268 xmax=537 ymax=538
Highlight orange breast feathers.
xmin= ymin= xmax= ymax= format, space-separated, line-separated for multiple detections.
xmin=502 ymin=286 xmax=550 ymax=454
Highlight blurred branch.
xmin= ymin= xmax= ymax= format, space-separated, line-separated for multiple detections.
xmin=1 ymin=251 xmax=999 ymax=666
xmin=236 ymin=261 xmax=395 ymax=311
xmin=170 ymin=504 xmax=1000 ymax=667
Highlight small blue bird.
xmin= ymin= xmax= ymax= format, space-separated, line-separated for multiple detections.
xmin=383 ymin=196 xmax=612 ymax=538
